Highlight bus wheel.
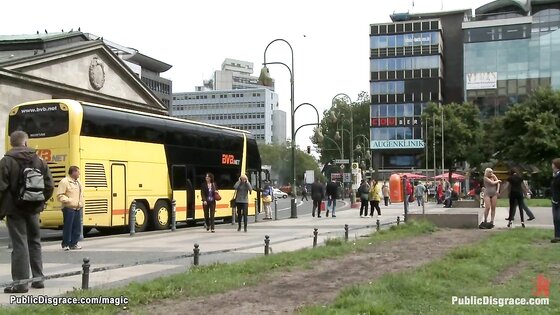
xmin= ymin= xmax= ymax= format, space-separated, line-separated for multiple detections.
xmin=152 ymin=200 xmax=170 ymax=230
xmin=133 ymin=201 xmax=149 ymax=232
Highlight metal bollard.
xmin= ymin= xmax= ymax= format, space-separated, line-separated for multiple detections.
xmin=193 ymin=243 xmax=200 ymax=266
xmin=313 ymin=228 xmax=318 ymax=248
xmin=264 ymin=235 xmax=270 ymax=255
xmin=82 ymin=257 xmax=90 ymax=290
xmin=397 ymin=216 xmax=400 ymax=226
xmin=376 ymin=219 xmax=380 ymax=232
xmin=129 ymin=200 xmax=136 ymax=236
xmin=171 ymin=200 xmax=177 ymax=231
xmin=254 ymin=198 xmax=258 ymax=223
xmin=344 ymin=224 xmax=349 ymax=242
xmin=274 ymin=197 xmax=278 ymax=221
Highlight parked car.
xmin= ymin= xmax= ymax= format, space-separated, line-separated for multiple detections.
xmin=273 ymin=188 xmax=288 ymax=199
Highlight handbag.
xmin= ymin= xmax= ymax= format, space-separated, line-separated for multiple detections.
xmin=230 ymin=190 xmax=237 ymax=208
xmin=262 ymin=195 xmax=272 ymax=203
xmin=213 ymin=190 xmax=222 ymax=201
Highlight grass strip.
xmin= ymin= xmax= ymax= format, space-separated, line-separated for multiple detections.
xmin=496 ymin=198 xmax=552 ymax=208
xmin=1 ymin=221 xmax=436 ymax=315
xmin=301 ymin=228 xmax=558 ymax=315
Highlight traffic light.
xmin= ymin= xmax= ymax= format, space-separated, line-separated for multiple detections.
xmin=307 ymin=145 xmax=311 ymax=154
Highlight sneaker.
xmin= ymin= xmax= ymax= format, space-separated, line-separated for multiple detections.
xmin=551 ymin=238 xmax=560 ymax=243
xmin=360 ymin=215 xmax=363 ymax=218
xmin=332 ymin=215 xmax=336 ymax=218
xmin=4 ymin=285 xmax=28 ymax=294
xmin=70 ymin=244 xmax=82 ymax=250
xmin=528 ymin=216 xmax=536 ymax=221
xmin=63 ymin=246 xmax=70 ymax=251
xmin=31 ymin=282 xmax=44 ymax=289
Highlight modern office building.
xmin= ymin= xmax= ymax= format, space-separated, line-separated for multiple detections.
xmin=369 ymin=9 xmax=469 ymax=170
xmin=171 ymin=88 xmax=286 ymax=144
xmin=196 ymin=58 xmax=273 ymax=91
xmin=463 ymin=0 xmax=560 ymax=117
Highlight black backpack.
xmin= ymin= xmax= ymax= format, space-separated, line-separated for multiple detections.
xmin=10 ymin=156 xmax=46 ymax=205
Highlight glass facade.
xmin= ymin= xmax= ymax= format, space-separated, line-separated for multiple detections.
xmin=370 ymin=31 xmax=441 ymax=49
xmin=370 ymin=19 xmax=443 ymax=169
xmin=371 ymin=55 xmax=441 ymax=72
xmin=464 ymin=5 xmax=560 ymax=117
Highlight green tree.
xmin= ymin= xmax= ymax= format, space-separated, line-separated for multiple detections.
xmin=493 ymin=87 xmax=560 ymax=191
xmin=420 ymin=102 xmax=485 ymax=172
xmin=258 ymin=143 xmax=323 ymax=186
xmin=312 ymin=91 xmax=371 ymax=165
xmin=495 ymin=87 xmax=560 ymax=165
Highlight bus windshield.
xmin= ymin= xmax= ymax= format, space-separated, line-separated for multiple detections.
xmin=8 ymin=103 xmax=69 ymax=138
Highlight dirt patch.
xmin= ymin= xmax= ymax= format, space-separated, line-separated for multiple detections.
xmin=492 ymin=262 xmax=527 ymax=285
xmin=138 ymin=229 xmax=495 ymax=315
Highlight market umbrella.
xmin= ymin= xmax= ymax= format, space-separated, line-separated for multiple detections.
xmin=399 ymin=173 xmax=427 ymax=179
xmin=433 ymin=172 xmax=465 ymax=180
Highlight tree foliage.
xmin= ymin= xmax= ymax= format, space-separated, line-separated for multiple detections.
xmin=258 ymin=143 xmax=323 ymax=186
xmin=420 ymin=102 xmax=485 ymax=170
xmin=495 ymin=87 xmax=560 ymax=165
xmin=312 ymin=91 xmax=371 ymax=165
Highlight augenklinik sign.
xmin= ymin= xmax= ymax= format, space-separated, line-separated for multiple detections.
xmin=370 ymin=139 xmax=425 ymax=149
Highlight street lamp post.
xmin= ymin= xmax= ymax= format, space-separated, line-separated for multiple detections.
xmin=258 ymin=39 xmax=299 ymax=218
xmin=331 ymin=93 xmax=356 ymax=206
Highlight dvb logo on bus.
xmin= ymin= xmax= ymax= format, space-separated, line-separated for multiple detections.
xmin=221 ymin=154 xmax=240 ymax=166
xmin=36 ymin=149 xmax=67 ymax=162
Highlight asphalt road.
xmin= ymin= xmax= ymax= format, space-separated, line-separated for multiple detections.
xmin=0 ymin=197 xmax=346 ymax=246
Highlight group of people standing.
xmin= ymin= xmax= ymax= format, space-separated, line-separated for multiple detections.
xmin=357 ymin=179 xmax=385 ymax=217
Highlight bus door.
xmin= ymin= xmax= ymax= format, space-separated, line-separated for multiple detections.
xmin=248 ymin=169 xmax=261 ymax=215
xmin=110 ymin=163 xmax=127 ymax=226
xmin=172 ymin=165 xmax=195 ymax=221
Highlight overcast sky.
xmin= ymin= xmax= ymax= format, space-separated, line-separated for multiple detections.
xmin=2 ymin=0 xmax=489 ymax=151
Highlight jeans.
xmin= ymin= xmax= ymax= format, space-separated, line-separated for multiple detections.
xmin=327 ymin=197 xmax=336 ymax=216
xmin=416 ymin=196 xmax=424 ymax=207
xmin=203 ymin=201 xmax=216 ymax=230
xmin=62 ymin=207 xmax=81 ymax=247
xmin=236 ymin=202 xmax=248 ymax=229
xmin=6 ymin=212 xmax=43 ymax=287
xmin=384 ymin=196 xmax=389 ymax=207
xmin=553 ymin=203 xmax=560 ymax=239
xmin=520 ymin=198 xmax=535 ymax=219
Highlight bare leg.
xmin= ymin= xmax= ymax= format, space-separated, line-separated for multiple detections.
xmin=483 ymin=196 xmax=491 ymax=222
xmin=490 ymin=196 xmax=497 ymax=223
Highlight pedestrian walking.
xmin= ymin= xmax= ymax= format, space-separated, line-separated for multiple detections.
xmin=415 ymin=181 xmax=426 ymax=207
xmin=518 ymin=180 xmax=536 ymax=221
xmin=201 ymin=173 xmax=218 ymax=232
xmin=311 ymin=178 xmax=324 ymax=217
xmin=505 ymin=168 xmax=527 ymax=228
xmin=301 ymin=184 xmax=309 ymax=201
xmin=382 ymin=181 xmax=390 ymax=206
xmin=358 ymin=180 xmax=370 ymax=218
xmin=326 ymin=179 xmax=338 ymax=217
xmin=58 ymin=165 xmax=85 ymax=250
xmin=550 ymin=158 xmax=560 ymax=243
xmin=1 ymin=131 xmax=54 ymax=293
xmin=369 ymin=179 xmax=381 ymax=216
xmin=262 ymin=182 xmax=273 ymax=220
xmin=480 ymin=168 xmax=500 ymax=229
xmin=233 ymin=174 xmax=252 ymax=232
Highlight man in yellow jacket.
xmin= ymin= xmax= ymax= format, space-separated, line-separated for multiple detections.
xmin=57 ymin=166 xmax=85 ymax=250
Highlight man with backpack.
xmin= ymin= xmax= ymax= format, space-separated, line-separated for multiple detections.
xmin=0 ymin=131 xmax=54 ymax=293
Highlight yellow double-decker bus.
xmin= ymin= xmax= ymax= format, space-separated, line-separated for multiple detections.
xmin=6 ymin=99 xmax=263 ymax=232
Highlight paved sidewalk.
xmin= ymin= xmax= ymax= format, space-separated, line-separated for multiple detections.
xmin=0 ymin=202 xmax=408 ymax=305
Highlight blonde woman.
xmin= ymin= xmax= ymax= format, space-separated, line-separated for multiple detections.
xmin=481 ymin=168 xmax=501 ymax=229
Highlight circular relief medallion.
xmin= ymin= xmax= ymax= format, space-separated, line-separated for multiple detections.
xmin=89 ymin=57 xmax=105 ymax=90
